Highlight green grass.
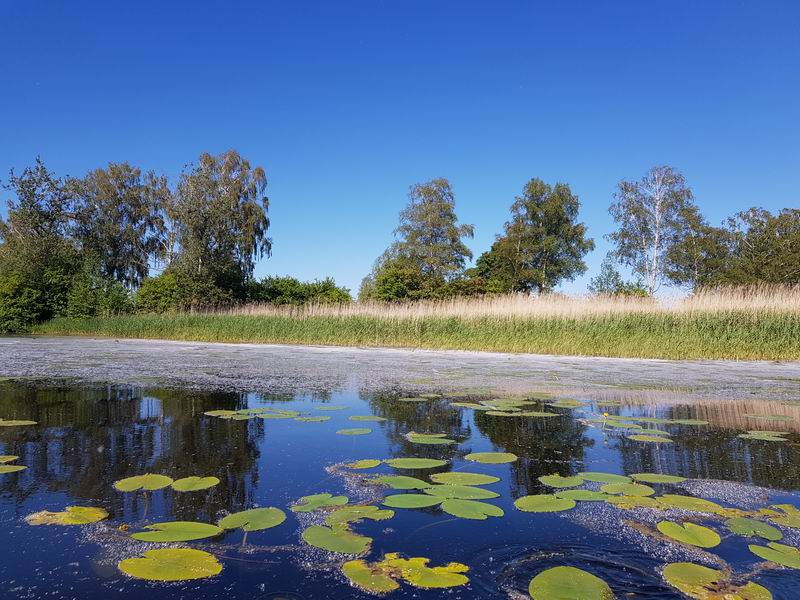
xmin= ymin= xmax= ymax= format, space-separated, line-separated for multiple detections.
xmin=32 ymin=311 xmax=800 ymax=360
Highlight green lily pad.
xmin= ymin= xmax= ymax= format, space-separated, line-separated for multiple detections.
xmin=347 ymin=459 xmax=382 ymax=469
xmin=738 ymin=431 xmax=789 ymax=442
xmin=383 ymin=494 xmax=443 ymax=509
xmin=423 ymin=485 xmax=499 ymax=500
xmin=397 ymin=397 xmax=428 ymax=402
xmin=113 ymin=473 xmax=174 ymax=492
xmin=337 ymin=428 xmax=371 ymax=435
xmin=295 ymin=416 xmax=331 ymax=422
xmin=744 ymin=414 xmax=793 ymax=421
xmin=291 ymin=493 xmax=349 ymax=512
xmin=669 ymin=419 xmax=709 ymax=426
xmin=440 ymin=499 xmax=504 ymax=520
xmin=372 ymin=475 xmax=431 ymax=490
xmin=749 ymin=542 xmax=800 ymax=568
xmin=204 ymin=410 xmax=236 ymax=417
xmin=659 ymin=494 xmax=724 ymax=514
xmin=349 ymin=415 xmax=387 ymax=422
xmin=630 ymin=473 xmax=686 ymax=484
xmin=258 ymin=410 xmax=300 ymax=419
xmin=0 ymin=419 xmax=37 ymax=426
xmin=556 ymin=490 xmax=612 ymax=502
xmin=171 ymin=476 xmax=220 ymax=492
xmin=726 ymin=517 xmax=782 ymax=541
xmin=662 ymin=562 xmax=772 ymax=600
xmin=657 ymin=521 xmax=721 ymax=548
xmin=325 ymin=505 xmax=394 ymax=527
xmin=515 ymin=494 xmax=576 ymax=513
xmin=578 ymin=472 xmax=631 ymax=484
xmin=606 ymin=495 xmax=661 ymax=509
xmin=317 ymin=405 xmax=347 ymax=411
xmin=464 ymin=452 xmax=517 ymax=464
xmin=486 ymin=410 xmax=524 ymax=417
xmin=384 ymin=458 xmax=447 ymax=469
xmin=405 ymin=432 xmax=455 ymax=445
xmin=628 ymin=434 xmax=673 ymax=443
xmin=539 ymin=474 xmax=584 ymax=488
xmin=25 ymin=506 xmax=109 ymax=525
xmin=0 ymin=465 xmax=27 ymax=474
xmin=600 ymin=483 xmax=655 ymax=497
xmin=302 ymin=525 xmax=371 ymax=554
xmin=529 ymin=566 xmax=614 ymax=600
xmin=429 ymin=472 xmax=500 ymax=486
xmin=547 ymin=399 xmax=585 ymax=409
xmin=342 ymin=559 xmax=400 ymax=593
xmin=119 ymin=548 xmax=222 ymax=581
xmin=0 ymin=455 xmax=19 ymax=464
xmin=759 ymin=504 xmax=800 ymax=528
xmin=131 ymin=521 xmax=223 ymax=542
xmin=218 ymin=507 xmax=286 ymax=531
xmin=343 ymin=553 xmax=469 ymax=591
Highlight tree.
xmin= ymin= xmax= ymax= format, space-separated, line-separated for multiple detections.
xmin=664 ymin=204 xmax=731 ymax=290
xmin=473 ymin=178 xmax=594 ymax=293
xmin=363 ymin=178 xmax=473 ymax=299
xmin=170 ymin=150 xmax=271 ymax=304
xmin=73 ymin=162 xmax=169 ymax=288
xmin=607 ymin=166 xmax=695 ymax=295
xmin=588 ymin=254 xmax=648 ymax=296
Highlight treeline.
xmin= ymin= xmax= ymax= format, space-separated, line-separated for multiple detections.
xmin=360 ymin=167 xmax=799 ymax=301
xmin=0 ymin=151 xmax=350 ymax=332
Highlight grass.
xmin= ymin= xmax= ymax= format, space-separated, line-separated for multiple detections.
xmin=33 ymin=287 xmax=800 ymax=361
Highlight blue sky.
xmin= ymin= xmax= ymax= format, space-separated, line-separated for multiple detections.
xmin=2 ymin=1 xmax=798 ymax=294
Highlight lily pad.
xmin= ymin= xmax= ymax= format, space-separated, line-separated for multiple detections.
xmin=26 ymin=506 xmax=109 ymax=525
xmin=669 ymin=419 xmax=709 ymax=426
xmin=0 ymin=465 xmax=27 ymax=474
xmin=606 ymin=495 xmax=661 ymax=509
xmin=372 ymin=475 xmax=431 ymax=490
xmin=744 ymin=414 xmax=793 ymax=421
xmin=325 ymin=505 xmax=394 ymax=527
xmin=349 ymin=415 xmax=387 ymax=422
xmin=662 ymin=562 xmax=772 ymax=600
xmin=657 ymin=521 xmax=721 ymax=548
xmin=131 ymin=521 xmax=223 ymax=542
xmin=113 ymin=473 xmax=173 ymax=492
xmin=738 ymin=431 xmax=789 ymax=442
xmin=397 ymin=397 xmax=428 ymax=402
xmin=659 ymin=494 xmax=724 ymax=514
xmin=0 ymin=419 xmax=37 ymax=426
xmin=0 ymin=455 xmax=19 ymax=464
xmin=347 ymin=459 xmax=382 ymax=470
xmin=529 ymin=566 xmax=614 ymax=600
xmin=203 ymin=410 xmax=236 ymax=417
xmin=628 ymin=434 xmax=673 ymax=443
xmin=429 ymin=472 xmax=500 ymax=486
xmin=749 ymin=542 xmax=800 ymax=568
xmin=295 ymin=416 xmax=331 ymax=422
xmin=218 ymin=507 xmax=286 ymax=531
xmin=119 ymin=548 xmax=222 ymax=581
xmin=405 ymin=432 xmax=455 ymax=445
xmin=556 ymin=490 xmax=612 ymax=502
xmin=384 ymin=458 xmax=447 ymax=469
xmin=760 ymin=504 xmax=800 ymax=528
xmin=171 ymin=476 xmax=220 ymax=492
xmin=547 ymin=399 xmax=584 ymax=409
xmin=600 ymin=483 xmax=655 ymax=497
xmin=440 ymin=499 xmax=504 ymax=520
xmin=424 ymin=484 xmax=499 ymax=500
xmin=630 ymin=473 xmax=686 ymax=484
xmin=317 ymin=405 xmax=347 ymax=411
xmin=337 ymin=428 xmax=371 ymax=436
xmin=578 ymin=472 xmax=631 ymax=484
xmin=464 ymin=452 xmax=517 ymax=464
xmin=383 ymin=494 xmax=443 ymax=509
xmin=726 ymin=517 xmax=782 ymax=541
xmin=302 ymin=525 xmax=370 ymax=554
xmin=515 ymin=494 xmax=576 ymax=513
xmin=291 ymin=493 xmax=349 ymax=512
xmin=258 ymin=410 xmax=300 ymax=419
xmin=539 ymin=474 xmax=584 ymax=488
xmin=343 ymin=553 xmax=469 ymax=591
xmin=342 ymin=559 xmax=400 ymax=593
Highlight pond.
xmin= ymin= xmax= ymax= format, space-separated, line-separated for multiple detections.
xmin=1 ymin=375 xmax=799 ymax=599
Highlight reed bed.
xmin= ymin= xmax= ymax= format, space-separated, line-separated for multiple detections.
xmin=34 ymin=286 xmax=800 ymax=361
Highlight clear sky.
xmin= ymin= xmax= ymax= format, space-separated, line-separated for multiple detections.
xmin=2 ymin=1 xmax=798 ymax=294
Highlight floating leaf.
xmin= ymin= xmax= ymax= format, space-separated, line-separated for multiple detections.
xmin=383 ymin=494 xmax=442 ymax=509
xmin=547 ymin=399 xmax=584 ymax=409
xmin=131 ymin=521 xmax=223 ymax=542
xmin=738 ymin=431 xmax=789 ymax=442
xmin=578 ymin=472 xmax=631 ymax=484
xmin=317 ymin=405 xmax=347 ymax=411
xmin=630 ymin=473 xmax=686 ymax=484
xmin=749 ymin=542 xmax=800 ymax=569
xmin=342 ymin=559 xmax=400 ymax=593
xmin=529 ymin=566 xmax=614 ymax=600
xmin=657 ymin=521 xmax=720 ymax=548
xmin=515 ymin=494 xmax=576 ymax=513
xmin=295 ymin=416 xmax=331 ymax=422
xmin=518 ymin=411 xmax=559 ymax=417
xmin=119 ymin=548 xmax=222 ymax=581
xmin=726 ymin=517 xmax=782 ymax=541
xmin=203 ymin=410 xmax=235 ymax=417
xmin=336 ymin=428 xmax=371 ymax=436
xmin=539 ymin=474 xmax=584 ymax=488
xmin=405 ymin=432 xmax=455 ymax=445
xmin=430 ymin=472 xmax=500 ymax=486
xmin=606 ymin=495 xmax=661 ymax=509
xmin=302 ymin=525 xmax=370 ymax=554
xmin=325 ymin=505 xmax=394 ymax=527
xmin=349 ymin=415 xmax=387 ymax=422
xmin=0 ymin=465 xmax=27 ymax=474
xmin=382 ymin=553 xmax=469 ymax=588
xmin=258 ymin=410 xmax=300 ymax=420
xmin=670 ymin=419 xmax=709 ymax=426
xmin=397 ymin=397 xmax=428 ymax=402
xmin=0 ymin=419 xmax=37 ymax=426
xmin=113 ymin=474 xmax=173 ymax=492
xmin=26 ymin=506 xmax=108 ymax=525
xmin=218 ymin=507 xmax=286 ymax=532
xmin=760 ymin=504 xmax=800 ymax=528
xmin=347 ymin=459 xmax=381 ymax=470
xmin=628 ymin=434 xmax=673 ymax=443
xmin=291 ymin=493 xmax=349 ymax=512
xmin=171 ymin=476 xmax=220 ymax=492
xmin=385 ymin=458 xmax=447 ymax=469
xmin=662 ymin=562 xmax=772 ymax=600
xmin=440 ymin=499 xmax=504 ymax=520
xmin=464 ymin=452 xmax=517 ymax=464
xmin=744 ymin=414 xmax=793 ymax=421
xmin=556 ymin=490 xmax=612 ymax=502
xmin=372 ymin=475 xmax=431 ymax=490
xmin=600 ymin=483 xmax=655 ymax=497
xmin=659 ymin=494 xmax=724 ymax=514
xmin=0 ymin=455 xmax=19 ymax=464
xmin=424 ymin=485 xmax=499 ymax=500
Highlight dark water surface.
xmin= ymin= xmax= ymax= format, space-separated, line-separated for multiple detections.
xmin=1 ymin=380 xmax=799 ymax=599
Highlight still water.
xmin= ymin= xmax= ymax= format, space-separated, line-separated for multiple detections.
xmin=1 ymin=380 xmax=799 ymax=599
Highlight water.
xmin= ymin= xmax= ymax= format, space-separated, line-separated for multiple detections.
xmin=1 ymin=380 xmax=799 ymax=599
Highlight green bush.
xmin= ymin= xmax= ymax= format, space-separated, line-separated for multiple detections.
xmin=0 ymin=272 xmax=45 ymax=333
xmin=247 ymin=276 xmax=351 ymax=305
xmin=135 ymin=273 xmax=181 ymax=313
